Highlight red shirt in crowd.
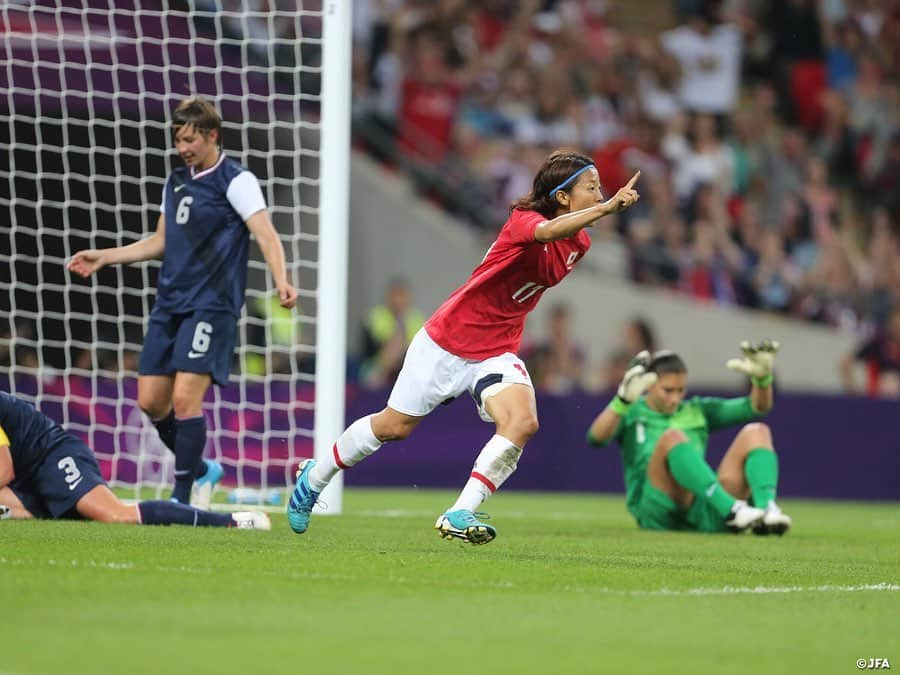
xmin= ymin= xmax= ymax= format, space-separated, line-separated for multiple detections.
xmin=397 ymin=78 xmax=463 ymax=163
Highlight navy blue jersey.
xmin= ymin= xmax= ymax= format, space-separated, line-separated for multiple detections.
xmin=157 ymin=154 xmax=266 ymax=315
xmin=0 ymin=391 xmax=70 ymax=482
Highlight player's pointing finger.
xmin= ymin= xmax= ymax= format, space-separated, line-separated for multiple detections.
xmin=624 ymin=170 xmax=641 ymax=190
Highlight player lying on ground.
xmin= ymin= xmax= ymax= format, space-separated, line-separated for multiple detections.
xmin=287 ymin=150 xmax=640 ymax=544
xmin=586 ymin=342 xmax=792 ymax=534
xmin=0 ymin=391 xmax=270 ymax=529
xmin=68 ymin=95 xmax=297 ymax=509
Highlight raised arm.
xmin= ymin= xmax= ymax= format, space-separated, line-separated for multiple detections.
xmin=245 ymin=210 xmax=298 ymax=309
xmin=587 ymin=351 xmax=658 ymax=446
xmin=536 ymin=171 xmax=641 ymax=242
xmin=67 ymin=213 xmax=166 ymax=277
xmin=726 ymin=340 xmax=779 ymax=413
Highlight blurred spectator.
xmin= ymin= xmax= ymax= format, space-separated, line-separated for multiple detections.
xmin=622 ymin=315 xmax=658 ymax=355
xmin=524 ymin=302 xmax=585 ymax=394
xmin=396 ymin=31 xmax=467 ymax=164
xmin=763 ymin=0 xmax=827 ymax=130
xmin=840 ymin=306 xmax=900 ymax=397
xmin=359 ymin=278 xmax=425 ymax=390
xmin=666 ymin=113 xmax=734 ymax=202
xmin=753 ymin=228 xmax=795 ymax=313
xmin=816 ymin=89 xmax=859 ymax=186
xmin=660 ymin=0 xmax=743 ymax=117
xmin=824 ymin=18 xmax=863 ymax=93
xmin=865 ymin=131 xmax=900 ymax=221
xmin=847 ymin=52 xmax=896 ymax=180
xmin=593 ymin=316 xmax=658 ymax=393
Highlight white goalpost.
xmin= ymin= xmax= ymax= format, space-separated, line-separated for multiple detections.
xmin=0 ymin=1 xmax=350 ymax=512
xmin=313 ymin=0 xmax=351 ymax=515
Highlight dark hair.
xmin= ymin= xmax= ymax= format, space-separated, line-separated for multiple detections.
xmin=172 ymin=95 xmax=223 ymax=148
xmin=649 ymin=349 xmax=687 ymax=375
xmin=510 ymin=150 xmax=595 ymax=219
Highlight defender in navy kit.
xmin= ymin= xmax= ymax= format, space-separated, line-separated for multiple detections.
xmin=0 ymin=391 xmax=269 ymax=529
xmin=68 ymin=96 xmax=298 ymax=505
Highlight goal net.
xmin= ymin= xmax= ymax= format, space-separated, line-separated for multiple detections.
xmin=0 ymin=0 xmax=344 ymax=509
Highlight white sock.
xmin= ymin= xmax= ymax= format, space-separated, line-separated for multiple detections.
xmin=450 ymin=434 xmax=522 ymax=512
xmin=308 ymin=415 xmax=382 ymax=491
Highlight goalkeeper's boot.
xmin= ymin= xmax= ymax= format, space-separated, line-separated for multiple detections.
xmin=0 ymin=504 xmax=10 ymax=520
xmin=752 ymin=503 xmax=792 ymax=536
xmin=191 ymin=459 xmax=224 ymax=511
xmin=231 ymin=511 xmax=272 ymax=530
xmin=435 ymin=509 xmax=496 ymax=545
xmin=287 ymin=459 xmax=320 ymax=534
xmin=724 ymin=500 xmax=765 ymax=533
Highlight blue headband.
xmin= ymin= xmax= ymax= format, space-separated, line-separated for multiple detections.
xmin=548 ymin=164 xmax=595 ymax=197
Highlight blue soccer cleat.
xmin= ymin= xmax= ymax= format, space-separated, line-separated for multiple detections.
xmin=191 ymin=458 xmax=224 ymax=511
xmin=435 ymin=509 xmax=497 ymax=545
xmin=287 ymin=459 xmax=320 ymax=534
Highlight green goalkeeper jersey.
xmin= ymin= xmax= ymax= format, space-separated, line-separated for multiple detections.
xmin=590 ymin=396 xmax=760 ymax=517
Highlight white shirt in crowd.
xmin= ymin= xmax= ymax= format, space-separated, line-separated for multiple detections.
xmin=661 ymin=22 xmax=742 ymax=115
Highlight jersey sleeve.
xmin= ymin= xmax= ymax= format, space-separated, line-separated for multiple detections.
xmin=159 ymin=175 xmax=170 ymax=214
xmin=0 ymin=423 xmax=9 ymax=448
xmin=505 ymin=209 xmax=547 ymax=246
xmin=695 ymin=396 xmax=760 ymax=431
xmin=226 ymin=171 xmax=268 ymax=222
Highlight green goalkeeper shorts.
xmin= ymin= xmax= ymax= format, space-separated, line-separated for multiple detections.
xmin=632 ymin=481 xmax=727 ymax=533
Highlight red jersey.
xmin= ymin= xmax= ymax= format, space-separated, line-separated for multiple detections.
xmin=425 ymin=209 xmax=592 ymax=360
xmin=397 ymin=78 xmax=463 ymax=163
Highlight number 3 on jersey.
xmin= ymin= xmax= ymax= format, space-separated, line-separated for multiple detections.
xmin=176 ymin=196 xmax=193 ymax=224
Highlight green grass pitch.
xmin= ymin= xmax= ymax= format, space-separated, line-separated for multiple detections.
xmin=3 ymin=490 xmax=897 ymax=675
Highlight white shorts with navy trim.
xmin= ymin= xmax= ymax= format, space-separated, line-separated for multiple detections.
xmin=387 ymin=328 xmax=533 ymax=422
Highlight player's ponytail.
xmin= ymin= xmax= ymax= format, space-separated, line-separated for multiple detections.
xmin=510 ymin=150 xmax=596 ymax=219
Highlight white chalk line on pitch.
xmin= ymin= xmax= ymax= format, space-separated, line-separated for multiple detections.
xmin=2 ymin=555 xmax=897 ymax=597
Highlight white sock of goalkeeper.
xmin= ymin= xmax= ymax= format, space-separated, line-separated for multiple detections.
xmin=307 ymin=414 xmax=382 ymax=492
xmin=450 ymin=435 xmax=522 ymax=512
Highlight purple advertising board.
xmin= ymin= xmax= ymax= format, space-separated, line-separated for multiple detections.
xmin=10 ymin=376 xmax=899 ymax=501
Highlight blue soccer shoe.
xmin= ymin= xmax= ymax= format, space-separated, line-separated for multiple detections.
xmin=287 ymin=459 xmax=320 ymax=534
xmin=191 ymin=458 xmax=224 ymax=510
xmin=435 ymin=509 xmax=497 ymax=545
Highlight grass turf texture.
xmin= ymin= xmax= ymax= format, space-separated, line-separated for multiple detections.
xmin=2 ymin=490 xmax=897 ymax=675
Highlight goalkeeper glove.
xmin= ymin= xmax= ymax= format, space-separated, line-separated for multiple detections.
xmin=612 ymin=351 xmax=659 ymax=412
xmin=726 ymin=339 xmax=779 ymax=386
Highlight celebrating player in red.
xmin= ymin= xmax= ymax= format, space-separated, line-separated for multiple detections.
xmin=288 ymin=150 xmax=640 ymax=544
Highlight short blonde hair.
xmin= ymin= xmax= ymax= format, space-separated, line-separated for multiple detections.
xmin=171 ymin=95 xmax=222 ymax=148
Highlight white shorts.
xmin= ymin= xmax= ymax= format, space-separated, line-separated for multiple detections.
xmin=387 ymin=328 xmax=533 ymax=423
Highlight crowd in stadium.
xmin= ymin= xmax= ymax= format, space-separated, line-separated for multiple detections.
xmin=349 ymin=0 xmax=900 ymax=338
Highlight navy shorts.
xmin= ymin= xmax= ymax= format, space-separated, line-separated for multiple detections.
xmin=10 ymin=437 xmax=106 ymax=519
xmin=139 ymin=307 xmax=238 ymax=386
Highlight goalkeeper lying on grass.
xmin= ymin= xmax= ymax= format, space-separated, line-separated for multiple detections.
xmin=0 ymin=391 xmax=270 ymax=530
xmin=586 ymin=341 xmax=791 ymax=534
